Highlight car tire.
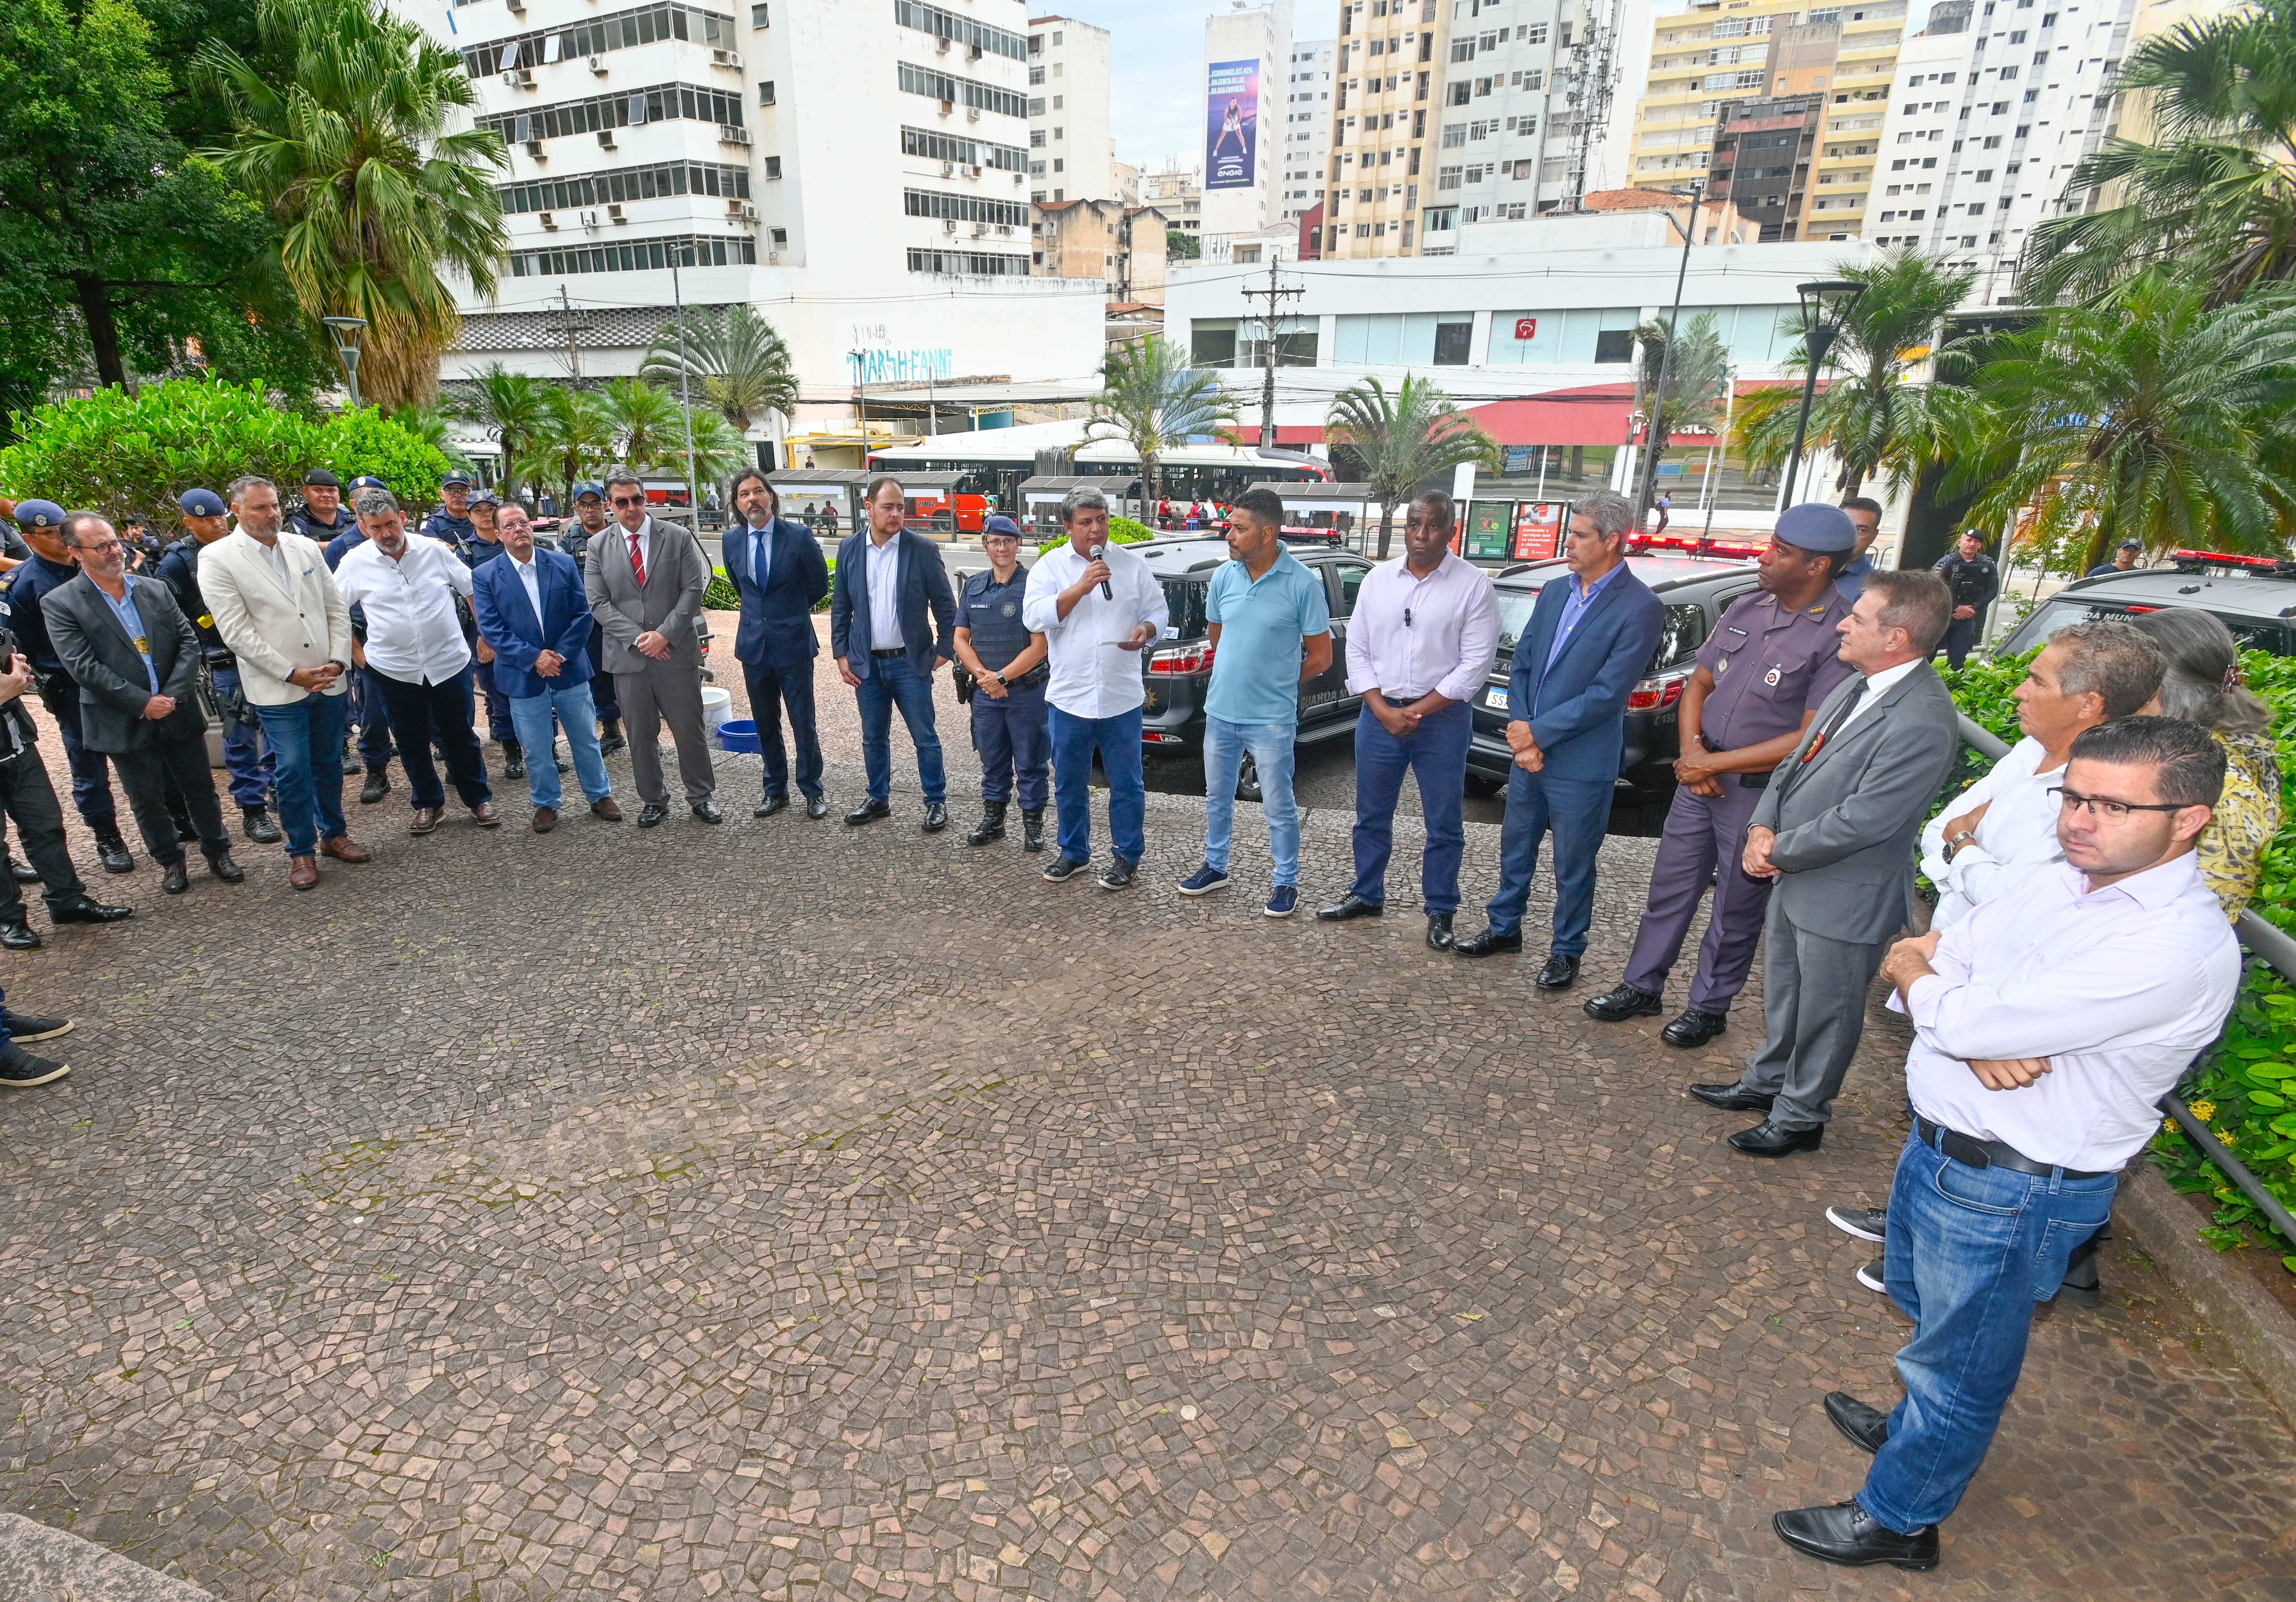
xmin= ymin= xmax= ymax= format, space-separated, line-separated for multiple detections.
xmin=1464 ymin=771 xmax=1505 ymax=797
xmin=1237 ymin=751 xmax=1263 ymax=804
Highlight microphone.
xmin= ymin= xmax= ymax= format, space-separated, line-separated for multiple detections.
xmin=1090 ymin=543 xmax=1112 ymax=600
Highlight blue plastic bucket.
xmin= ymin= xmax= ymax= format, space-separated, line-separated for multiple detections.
xmin=717 ymin=718 xmax=762 ymax=754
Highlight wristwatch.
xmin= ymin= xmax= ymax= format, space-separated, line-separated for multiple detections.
xmin=1943 ymin=829 xmax=1976 ymax=862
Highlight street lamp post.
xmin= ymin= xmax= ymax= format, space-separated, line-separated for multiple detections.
xmin=1780 ymin=278 xmax=1865 ymax=507
xmin=321 ymin=316 xmax=369 ymax=410
xmin=1636 ymin=179 xmax=1704 ymax=529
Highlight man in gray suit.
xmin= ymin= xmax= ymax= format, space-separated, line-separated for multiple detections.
xmin=1690 ymin=569 xmax=1959 ymax=1156
xmin=582 ymin=467 xmax=719 ymax=827
xmin=44 ymin=512 xmax=244 ymax=894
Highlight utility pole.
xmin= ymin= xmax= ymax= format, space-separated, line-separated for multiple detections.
xmin=1239 ymin=256 xmax=1305 ymax=449
xmin=1636 ymin=178 xmax=1703 ymax=527
xmin=554 ymin=285 xmax=592 ymax=382
xmin=850 ymin=350 xmax=869 ymax=466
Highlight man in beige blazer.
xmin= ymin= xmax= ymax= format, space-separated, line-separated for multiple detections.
xmin=201 ymin=475 xmax=373 ymax=890
xmin=582 ymin=467 xmax=719 ymax=826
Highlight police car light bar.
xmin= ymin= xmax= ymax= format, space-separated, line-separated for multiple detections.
xmin=1627 ymin=532 xmax=1767 ymax=560
xmin=2169 ymin=548 xmax=2296 ymax=575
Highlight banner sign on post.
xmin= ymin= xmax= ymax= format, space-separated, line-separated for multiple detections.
xmin=1205 ymin=60 xmax=1260 ymax=191
xmin=1513 ymin=501 xmax=1566 ymax=562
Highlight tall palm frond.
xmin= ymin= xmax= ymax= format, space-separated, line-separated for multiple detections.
xmin=1630 ymin=312 xmax=1732 ymax=515
xmin=1323 ymin=373 xmax=1501 ymax=558
xmin=456 ymin=364 xmax=545 ymax=499
xmin=595 ymin=378 xmax=684 ymax=473
xmin=1081 ymin=335 xmax=1237 ymax=502
xmin=509 ymin=386 xmax=613 ymax=512
xmin=639 ymin=304 xmax=798 ymax=432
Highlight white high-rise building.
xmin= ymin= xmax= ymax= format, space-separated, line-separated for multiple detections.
xmin=1867 ymin=0 xmax=2143 ymax=305
xmin=1281 ymin=39 xmax=1337 ymax=232
xmin=1203 ymin=0 xmax=1298 ymax=239
xmin=1027 ymin=15 xmax=1115 ymax=203
xmin=389 ymin=0 xmax=1104 ymax=460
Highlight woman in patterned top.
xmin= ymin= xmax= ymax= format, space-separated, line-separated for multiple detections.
xmin=2131 ymin=608 xmax=2283 ymax=918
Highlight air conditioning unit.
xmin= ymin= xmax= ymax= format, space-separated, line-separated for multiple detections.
xmin=524 ymin=139 xmax=545 ymax=157
xmin=971 ymin=222 xmax=987 ymax=236
xmin=995 ymin=223 xmax=1012 ymax=235
xmin=588 ymin=54 xmax=606 ymax=73
xmin=597 ymin=129 xmax=616 ymax=148
xmin=730 ymin=202 xmax=759 ymax=221
xmin=943 ymin=218 xmax=958 ymax=233
xmin=539 ymin=210 xmax=558 ymax=228
xmin=719 ymin=123 xmax=753 ymax=145
xmin=935 ymin=31 xmax=952 ymax=52
xmin=969 ymin=41 xmax=982 ymax=59
xmin=579 ymin=208 xmax=600 ymax=228
xmin=969 ymin=164 xmax=982 ymax=178
xmin=766 ymin=249 xmax=783 ymax=264
xmin=939 ymin=160 xmax=954 ymax=177
xmin=606 ymin=202 xmax=627 ymax=222
xmin=710 ymin=48 xmax=741 ymax=67
xmin=505 ymin=0 xmax=524 ymax=11
xmin=966 ymin=106 xmax=980 ymax=122
xmin=501 ymin=67 xmax=533 ymax=87
xmin=939 ymin=99 xmax=955 ymax=115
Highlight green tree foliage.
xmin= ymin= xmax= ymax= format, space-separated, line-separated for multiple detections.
xmin=1084 ymin=336 xmax=1237 ymax=504
xmin=596 ymin=378 xmax=685 ymax=473
xmin=1630 ymin=312 xmax=1731 ymax=516
xmin=512 ymin=387 xmax=614 ymax=511
xmin=455 ymin=364 xmax=546 ymax=501
xmin=639 ymin=304 xmax=798 ymax=432
xmin=1324 ymin=373 xmax=1501 ymax=559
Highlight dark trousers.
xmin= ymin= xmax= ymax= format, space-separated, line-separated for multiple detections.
xmin=1483 ymin=764 xmax=1612 ymax=955
xmin=1939 ymin=617 xmax=1978 ymax=669
xmin=1349 ymin=700 xmax=1470 ymax=915
xmin=855 ymin=654 xmax=945 ymax=806
xmin=971 ymin=680 xmax=1049 ymax=808
xmin=211 ymin=663 xmax=277 ymax=808
xmin=588 ymin=622 xmax=621 ymax=721
xmin=373 ymin=665 xmax=492 ymax=811
xmin=744 ymin=654 xmax=824 ymax=801
xmin=0 ymin=749 xmax=87 ymax=919
xmin=47 ymin=689 xmax=118 ymax=825
xmin=110 ymin=724 xmax=232 ymax=867
xmin=1620 ymin=776 xmax=1774 ymax=1012
xmin=475 ymin=656 xmax=514 ymax=742
xmin=351 ymin=665 xmax=395 ymax=768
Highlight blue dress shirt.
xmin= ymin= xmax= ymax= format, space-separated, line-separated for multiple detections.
xmin=101 ymin=578 xmax=160 ymax=693
xmin=1546 ymin=561 xmax=1624 ymax=670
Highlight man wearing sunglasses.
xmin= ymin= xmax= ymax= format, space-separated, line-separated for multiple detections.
xmin=582 ymin=468 xmax=717 ymax=826
xmin=1772 ymin=715 xmax=2239 ymax=1572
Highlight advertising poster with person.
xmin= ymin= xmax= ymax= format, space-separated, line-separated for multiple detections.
xmin=1205 ymin=59 xmax=1260 ymax=190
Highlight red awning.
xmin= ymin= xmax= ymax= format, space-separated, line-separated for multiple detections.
xmin=1466 ymin=385 xmax=1636 ymax=447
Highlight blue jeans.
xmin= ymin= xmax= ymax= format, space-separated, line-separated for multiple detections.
xmin=972 ymin=680 xmax=1049 ymax=809
xmin=253 ymin=692 xmax=349 ymax=857
xmin=210 ymin=663 xmax=277 ymax=809
xmin=1350 ymin=700 xmax=1470 ymax=914
xmin=508 ymin=682 xmax=612 ymax=810
xmin=855 ymin=654 xmax=945 ymax=805
xmin=1858 ymin=1129 xmax=2120 ymax=1534
xmin=1483 ymin=765 xmax=1612 ymax=953
xmin=1049 ymin=704 xmax=1145 ymax=865
xmin=1203 ymin=717 xmax=1299 ymax=886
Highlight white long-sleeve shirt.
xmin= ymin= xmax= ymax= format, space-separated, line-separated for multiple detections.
xmin=334 ymin=536 xmax=474 ymax=686
xmin=1343 ymin=551 xmax=1501 ymax=704
xmin=1894 ymin=853 xmax=2239 ymax=1172
xmin=1917 ymin=735 xmax=2069 ymax=929
xmin=1022 ymin=540 xmax=1169 ymax=719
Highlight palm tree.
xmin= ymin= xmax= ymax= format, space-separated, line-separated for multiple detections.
xmin=596 ymin=378 xmax=684 ymax=473
xmin=1948 ymin=269 xmax=2296 ymax=571
xmin=1630 ymin=312 xmax=1732 ymax=519
xmin=385 ymin=397 xmax=468 ymax=468
xmin=1730 ymin=251 xmax=1980 ymax=502
xmin=456 ymin=364 xmax=545 ymax=500
xmin=1082 ymin=335 xmax=1237 ymax=503
xmin=511 ymin=386 xmax=613 ymax=512
xmin=2021 ymin=1 xmax=2296 ymax=305
xmin=681 ymin=408 xmax=752 ymax=494
xmin=198 ymin=0 xmax=507 ymax=408
xmin=1324 ymin=374 xmax=1501 ymax=558
xmin=639 ymin=304 xmax=798 ymax=432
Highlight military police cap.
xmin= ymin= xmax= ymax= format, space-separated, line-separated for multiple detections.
xmin=13 ymin=499 xmax=65 ymax=532
xmin=302 ymin=467 xmax=342 ymax=488
xmin=2117 ymin=536 xmax=2143 ymax=551
xmin=468 ymin=488 xmax=500 ymax=507
xmin=178 ymin=488 xmax=228 ymax=518
xmin=441 ymin=468 xmax=473 ymax=488
xmin=981 ymin=515 xmax=1024 ymax=539
xmin=573 ymin=482 xmax=605 ymax=501
xmin=348 ymin=474 xmax=389 ymax=492
xmin=1774 ymin=503 xmax=1857 ymax=554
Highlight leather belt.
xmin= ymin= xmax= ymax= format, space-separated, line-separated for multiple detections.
xmin=870 ymin=647 xmax=905 ymax=658
xmin=1915 ymin=1114 xmax=2110 ymax=1180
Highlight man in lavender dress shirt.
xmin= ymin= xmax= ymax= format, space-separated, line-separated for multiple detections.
xmin=1315 ymin=491 xmax=1499 ymax=949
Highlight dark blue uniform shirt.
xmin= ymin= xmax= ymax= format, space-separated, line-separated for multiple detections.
xmin=0 ymin=553 xmax=85 ymax=674
xmin=956 ymin=568 xmax=1035 ymax=673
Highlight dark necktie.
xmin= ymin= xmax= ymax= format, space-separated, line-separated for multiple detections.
xmin=628 ymin=530 xmax=646 ymax=587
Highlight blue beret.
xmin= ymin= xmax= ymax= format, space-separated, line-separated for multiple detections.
xmin=981 ymin=515 xmax=1023 ymax=539
xmin=1775 ymin=503 xmax=1857 ymax=554
xmin=177 ymin=489 xmax=227 ymax=518
xmin=13 ymin=499 xmax=65 ymax=531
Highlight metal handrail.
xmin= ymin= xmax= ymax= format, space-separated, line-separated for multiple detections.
xmin=1952 ymin=713 xmax=2296 ymax=1245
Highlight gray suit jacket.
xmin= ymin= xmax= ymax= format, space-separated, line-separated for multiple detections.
xmin=1749 ymin=660 xmax=1960 ymax=944
xmin=43 ymin=572 xmax=206 ymax=756
xmin=582 ymin=515 xmax=708 ymax=675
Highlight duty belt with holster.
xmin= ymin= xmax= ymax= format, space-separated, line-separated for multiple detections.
xmin=1699 ymin=732 xmax=1769 ymax=789
xmin=955 ymin=659 xmax=1049 ymax=704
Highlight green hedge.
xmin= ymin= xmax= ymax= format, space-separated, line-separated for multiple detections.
xmin=707 ymin=559 xmax=835 ymax=613
xmin=1944 ymin=647 xmax=2296 ymax=1273
xmin=1038 ymin=515 xmax=1155 ymax=556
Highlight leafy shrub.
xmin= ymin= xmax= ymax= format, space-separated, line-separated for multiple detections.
xmin=705 ymin=567 xmax=740 ymax=610
xmin=1038 ymin=516 xmax=1157 ymax=555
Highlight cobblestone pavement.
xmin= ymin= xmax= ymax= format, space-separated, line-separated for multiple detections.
xmin=1 ymin=641 xmax=2292 ymax=1602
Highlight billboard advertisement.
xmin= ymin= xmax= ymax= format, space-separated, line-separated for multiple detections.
xmin=1205 ymin=58 xmax=1260 ymax=192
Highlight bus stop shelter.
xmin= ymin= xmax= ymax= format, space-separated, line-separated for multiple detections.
xmin=1242 ymin=481 xmax=1379 ymax=550
xmin=1017 ymin=476 xmax=1141 ymax=539
xmin=766 ymin=469 xmax=870 ymax=535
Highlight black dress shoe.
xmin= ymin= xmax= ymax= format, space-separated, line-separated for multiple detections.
xmin=1314 ymin=894 xmax=1383 ymax=922
xmin=1425 ymin=913 xmax=1455 ymax=950
xmin=805 ymin=795 xmax=829 ymax=820
xmin=755 ymin=793 xmax=790 ymax=818
xmin=49 ymin=894 xmax=133 ymax=925
xmin=359 ymin=771 xmax=391 ymax=806
xmin=161 ymin=860 xmax=190 ymax=895
xmin=6 ymin=856 xmax=40 ymax=883
xmin=1661 ymin=1006 xmax=1730 ymax=1048
xmin=691 ymin=799 xmax=723 ymax=824
xmin=1535 ymin=953 xmax=1580 ymax=990
xmin=637 ymin=802 xmax=669 ymax=828
xmin=0 ymin=920 xmax=42 ymax=951
xmin=1730 ymin=1118 xmax=1825 ymax=1158
xmin=1772 ymin=1501 xmax=1937 ymax=1570
xmin=1584 ymin=983 xmax=1662 ymax=1022
xmin=1823 ymin=1391 xmax=1891 ymax=1455
xmin=922 ymin=801 xmax=950 ymax=833
xmin=1452 ymin=927 xmax=1523 ymax=958
xmin=846 ymin=798 xmax=891 ymax=826
xmin=207 ymin=851 xmax=245 ymax=884
xmin=1689 ymin=1081 xmax=1776 ymax=1113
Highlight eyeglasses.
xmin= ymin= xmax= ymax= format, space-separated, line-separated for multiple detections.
xmin=611 ymin=494 xmax=646 ymax=508
xmin=2049 ymin=786 xmax=2192 ymax=821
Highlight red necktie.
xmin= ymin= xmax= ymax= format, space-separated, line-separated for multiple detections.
xmin=628 ymin=530 xmax=646 ymax=586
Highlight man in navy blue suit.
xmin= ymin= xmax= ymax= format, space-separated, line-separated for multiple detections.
xmin=1455 ymin=489 xmax=1666 ymax=988
xmin=829 ymin=475 xmax=958 ymax=832
xmin=724 ymin=469 xmax=832 ymax=819
xmin=470 ymin=501 xmax=622 ymax=833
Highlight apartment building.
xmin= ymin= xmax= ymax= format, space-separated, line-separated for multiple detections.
xmin=1027 ymin=15 xmax=1114 ymax=203
xmin=1868 ymin=0 xmax=2145 ymax=305
xmin=1032 ymin=200 xmax=1171 ymax=302
xmin=1629 ymin=0 xmax=1906 ymax=242
xmin=1143 ymin=165 xmax=1204 ymax=236
xmin=1203 ymin=0 xmax=1297 ymax=239
xmin=1281 ymin=39 xmax=1338 ymax=231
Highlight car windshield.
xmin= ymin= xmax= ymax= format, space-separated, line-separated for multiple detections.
xmin=1161 ymin=578 xmax=1210 ymax=639
xmin=2000 ymin=596 xmax=2295 ymax=658
xmin=1493 ymin=584 xmax=1553 ymax=659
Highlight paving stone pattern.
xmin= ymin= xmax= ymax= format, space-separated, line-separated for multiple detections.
xmin=2 ymin=633 xmax=2292 ymax=1602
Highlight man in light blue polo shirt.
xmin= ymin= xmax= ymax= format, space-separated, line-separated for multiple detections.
xmin=1178 ymin=486 xmax=1332 ymax=916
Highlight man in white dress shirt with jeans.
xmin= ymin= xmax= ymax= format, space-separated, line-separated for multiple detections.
xmin=1771 ymin=716 xmax=2240 ymax=1573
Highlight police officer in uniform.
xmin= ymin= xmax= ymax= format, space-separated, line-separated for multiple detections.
xmin=417 ymin=468 xmax=478 ymax=551
xmin=1584 ymin=503 xmax=1862 ymax=1047
xmin=156 ymin=488 xmax=283 ymax=844
xmin=0 ymin=500 xmax=146 ymax=873
xmin=553 ymin=482 xmax=626 ymax=754
xmin=1931 ymin=529 xmax=1999 ymax=669
xmin=951 ymin=515 xmax=1051 ymax=850
xmin=320 ymin=474 xmax=401 ymax=802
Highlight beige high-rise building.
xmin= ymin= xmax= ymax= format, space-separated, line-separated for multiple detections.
xmin=1028 ymin=15 xmax=1115 ymax=203
xmin=1628 ymin=0 xmax=1905 ymax=242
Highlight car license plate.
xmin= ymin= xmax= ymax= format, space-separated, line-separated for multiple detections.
xmin=1485 ymin=688 xmax=1510 ymax=712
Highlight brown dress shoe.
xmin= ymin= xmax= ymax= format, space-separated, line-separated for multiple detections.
xmin=319 ymin=834 xmax=373 ymax=862
xmin=408 ymin=808 xmax=441 ymax=836
xmin=532 ymin=805 xmax=559 ymax=834
xmin=591 ymin=797 xmax=624 ymax=822
xmin=289 ymin=855 xmax=320 ymax=891
xmin=470 ymin=801 xmax=500 ymax=828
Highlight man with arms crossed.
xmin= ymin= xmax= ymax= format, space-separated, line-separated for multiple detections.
xmin=1772 ymin=716 xmax=2240 ymax=1571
